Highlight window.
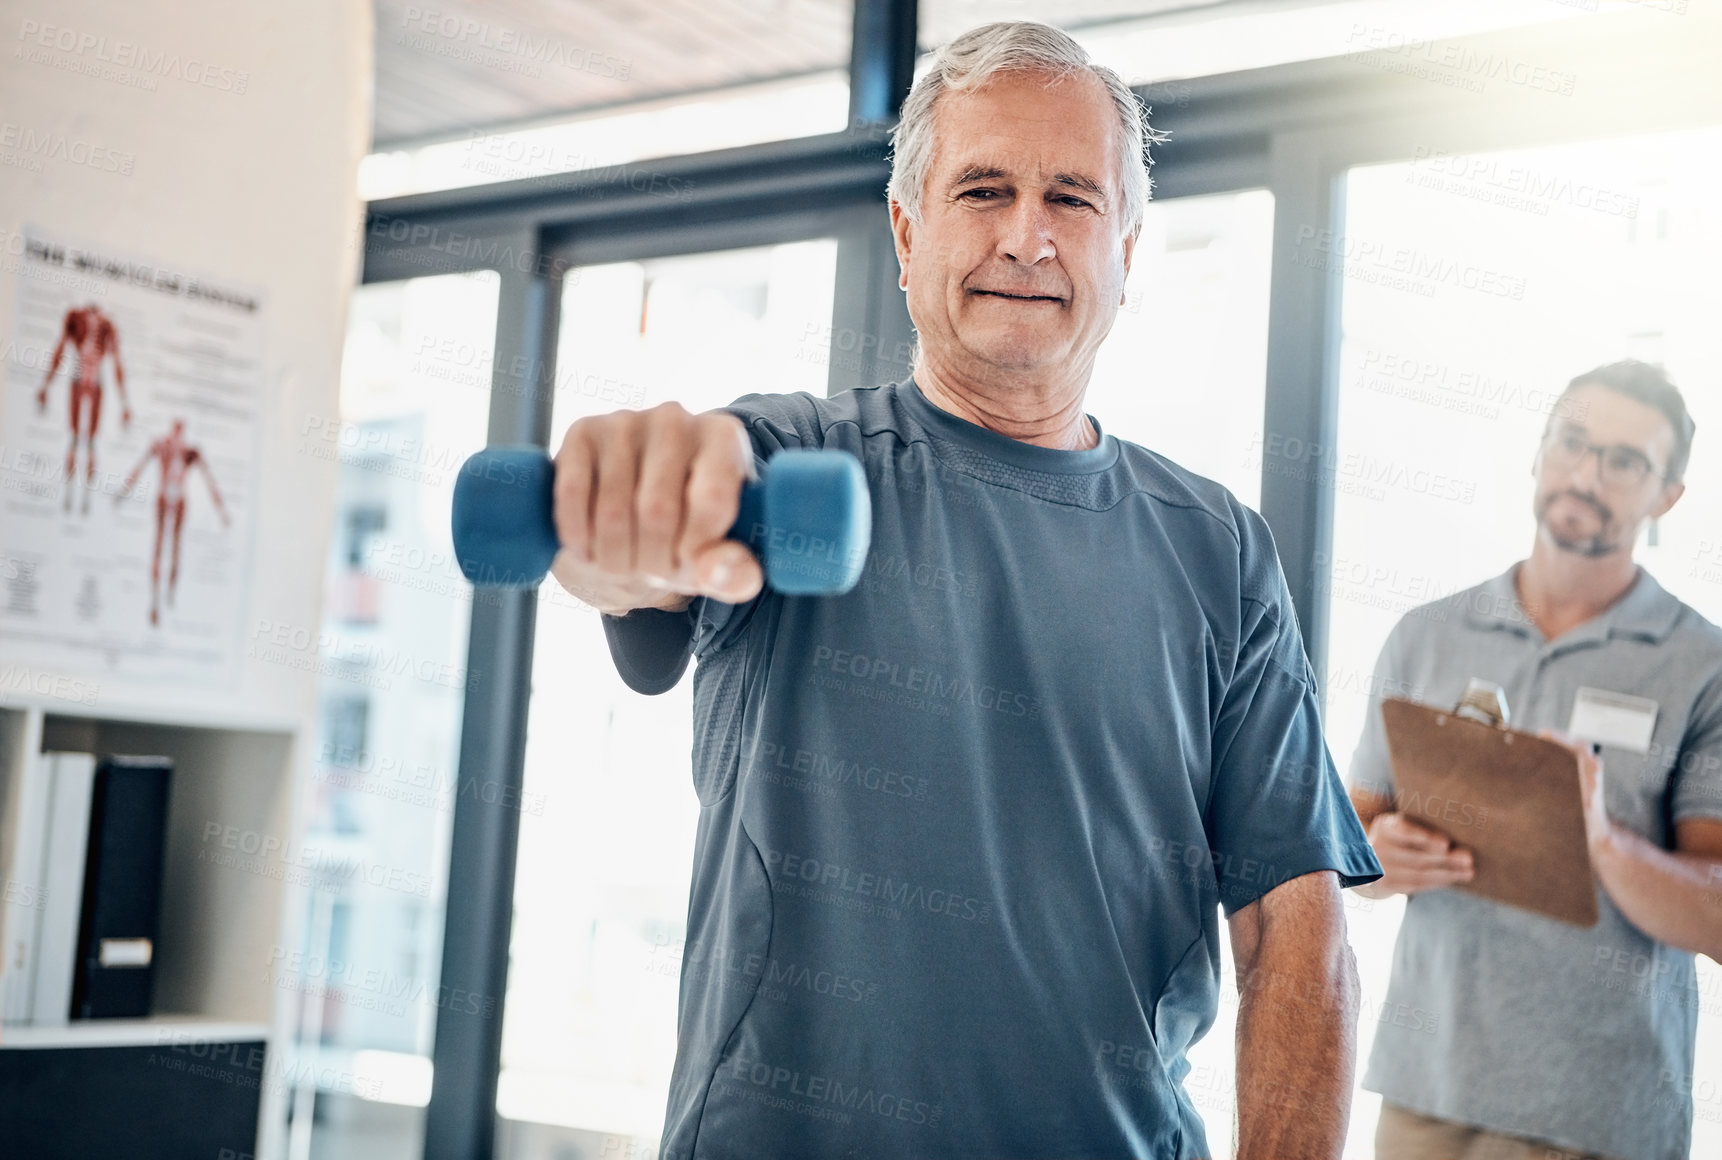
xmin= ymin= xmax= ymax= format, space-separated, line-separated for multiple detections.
xmin=495 ymin=240 xmax=839 ymax=1156
xmin=1090 ymin=188 xmax=1274 ymax=507
xmin=1324 ymin=126 xmax=1722 ymax=1158
xmin=280 ymin=270 xmax=499 ymax=1158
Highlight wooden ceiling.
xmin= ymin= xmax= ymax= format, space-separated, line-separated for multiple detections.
xmin=372 ymin=0 xmax=854 ymax=148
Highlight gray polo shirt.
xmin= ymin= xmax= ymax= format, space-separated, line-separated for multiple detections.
xmin=1348 ymin=563 xmax=1722 ymax=1160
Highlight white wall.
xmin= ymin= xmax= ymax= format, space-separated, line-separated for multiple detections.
xmin=0 ymin=0 xmax=372 ymax=726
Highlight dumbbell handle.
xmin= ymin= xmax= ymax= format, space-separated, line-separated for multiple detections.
xmin=451 ymin=445 xmax=871 ymax=594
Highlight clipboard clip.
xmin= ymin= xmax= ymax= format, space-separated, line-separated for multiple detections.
xmin=1453 ymin=678 xmax=1511 ymax=728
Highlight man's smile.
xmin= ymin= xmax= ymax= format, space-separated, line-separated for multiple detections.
xmin=970 ymin=288 xmax=1065 ymax=304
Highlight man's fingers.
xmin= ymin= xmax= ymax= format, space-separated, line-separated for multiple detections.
xmin=547 ymin=405 xmax=763 ymax=612
xmin=687 ymin=541 xmax=764 ymax=604
xmin=1384 ymin=813 xmax=1456 ymax=852
xmin=589 ymin=424 xmax=643 ymax=574
xmin=1381 ymin=844 xmax=1473 ymax=875
xmin=552 ymin=429 xmax=596 ymax=564
xmin=635 ymin=407 xmax=697 ymax=582
xmin=1397 ymin=865 xmax=1476 ymax=892
xmin=676 ymin=414 xmax=753 ymax=580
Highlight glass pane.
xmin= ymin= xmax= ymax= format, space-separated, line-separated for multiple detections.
xmin=1326 ymin=126 xmax=1722 ymax=1159
xmin=1090 ymin=188 xmax=1273 ymax=507
xmin=497 ymin=239 xmax=839 ymax=1154
xmin=276 ymin=270 xmax=499 ymax=1160
xmin=363 ymin=0 xmax=853 ymax=200
xmin=1079 ymin=187 xmax=1272 ymax=1151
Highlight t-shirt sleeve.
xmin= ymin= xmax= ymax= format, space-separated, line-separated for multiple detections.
xmin=1206 ymin=509 xmax=1382 ymax=916
xmin=600 ymin=391 xmax=822 ymax=692
xmin=1670 ymin=671 xmax=1722 ymax=826
xmin=1344 ymin=625 xmax=1409 ymax=803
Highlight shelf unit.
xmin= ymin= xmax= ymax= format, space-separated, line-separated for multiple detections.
xmin=0 ymin=694 xmax=305 ymax=1156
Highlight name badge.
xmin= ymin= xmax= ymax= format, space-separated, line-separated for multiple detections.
xmin=1566 ymin=686 xmax=1658 ymax=754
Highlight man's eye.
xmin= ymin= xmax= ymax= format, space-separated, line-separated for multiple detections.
xmin=1058 ymin=197 xmax=1092 ymax=208
xmin=961 ymin=188 xmax=998 ymax=200
xmin=1559 ymin=433 xmax=1589 ymax=454
xmin=1605 ymin=450 xmax=1649 ymax=475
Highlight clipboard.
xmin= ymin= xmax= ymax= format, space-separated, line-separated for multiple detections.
xmin=1381 ymin=697 xmax=1598 ymax=927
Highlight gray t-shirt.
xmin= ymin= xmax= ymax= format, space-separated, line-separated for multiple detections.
xmin=606 ymin=378 xmax=1380 ymax=1160
xmin=1349 ymin=563 xmax=1722 ymax=1160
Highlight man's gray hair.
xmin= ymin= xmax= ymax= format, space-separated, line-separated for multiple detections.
xmin=887 ymin=22 xmax=1163 ymax=238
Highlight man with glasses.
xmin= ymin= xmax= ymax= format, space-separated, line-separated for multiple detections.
xmin=1348 ymin=359 xmax=1722 ymax=1160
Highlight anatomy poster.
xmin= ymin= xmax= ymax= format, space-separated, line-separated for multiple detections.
xmin=1 ymin=229 xmax=260 ymax=683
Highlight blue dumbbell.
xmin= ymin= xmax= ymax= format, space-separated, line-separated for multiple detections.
xmin=451 ymin=445 xmax=872 ymax=594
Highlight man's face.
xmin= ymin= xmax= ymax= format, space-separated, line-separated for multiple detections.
xmin=889 ymin=69 xmax=1137 ymax=380
xmin=1532 ymin=383 xmax=1684 ymax=558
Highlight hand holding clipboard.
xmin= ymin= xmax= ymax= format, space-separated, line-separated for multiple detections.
xmin=1381 ymin=681 xmax=1600 ymax=927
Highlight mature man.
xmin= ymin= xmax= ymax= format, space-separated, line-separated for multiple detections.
xmin=554 ymin=22 xmax=1379 ymax=1159
xmin=1349 ymin=360 xmax=1722 ymax=1160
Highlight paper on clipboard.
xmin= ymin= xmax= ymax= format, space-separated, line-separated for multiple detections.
xmin=1381 ymin=697 xmax=1598 ymax=927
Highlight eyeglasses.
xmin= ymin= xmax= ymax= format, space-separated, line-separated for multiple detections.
xmin=1539 ymin=428 xmax=1668 ymax=488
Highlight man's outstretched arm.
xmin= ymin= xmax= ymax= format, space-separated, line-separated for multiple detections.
xmin=1228 ymin=869 xmax=1358 ymax=1160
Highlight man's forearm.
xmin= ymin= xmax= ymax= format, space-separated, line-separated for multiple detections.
xmin=1234 ymin=927 xmax=1359 ymax=1158
xmin=1593 ymin=826 xmax=1722 ymax=960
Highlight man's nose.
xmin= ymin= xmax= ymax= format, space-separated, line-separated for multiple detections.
xmin=1570 ymin=446 xmax=1607 ymax=492
xmin=998 ymin=199 xmax=1055 ymax=265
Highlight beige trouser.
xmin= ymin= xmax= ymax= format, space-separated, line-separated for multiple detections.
xmin=1374 ymin=1101 xmax=1610 ymax=1160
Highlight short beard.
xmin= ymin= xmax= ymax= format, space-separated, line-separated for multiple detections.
xmin=1535 ymin=491 xmax=1617 ymax=559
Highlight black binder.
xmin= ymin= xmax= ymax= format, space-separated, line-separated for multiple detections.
xmin=70 ymin=756 xmax=173 ymax=1019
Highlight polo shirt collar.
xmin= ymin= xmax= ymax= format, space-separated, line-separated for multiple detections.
xmin=1464 ymin=561 xmax=1682 ymax=647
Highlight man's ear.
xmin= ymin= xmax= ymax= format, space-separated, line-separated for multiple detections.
xmin=889 ymin=199 xmax=913 ymax=290
xmin=1652 ymin=478 xmax=1686 ymax=520
xmin=1119 ymin=224 xmax=1140 ymax=305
